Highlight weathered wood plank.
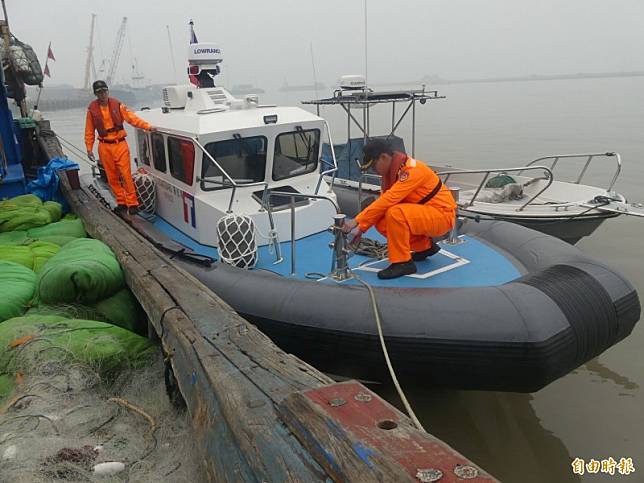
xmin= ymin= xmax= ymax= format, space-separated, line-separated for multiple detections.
xmin=279 ymin=382 xmax=498 ymax=483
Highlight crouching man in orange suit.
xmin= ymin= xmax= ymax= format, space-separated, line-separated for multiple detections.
xmin=85 ymin=79 xmax=155 ymax=215
xmin=343 ymin=139 xmax=457 ymax=279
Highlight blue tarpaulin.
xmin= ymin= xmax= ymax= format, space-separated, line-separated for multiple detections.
xmin=321 ymin=135 xmax=406 ymax=183
xmin=27 ymin=157 xmax=79 ymax=208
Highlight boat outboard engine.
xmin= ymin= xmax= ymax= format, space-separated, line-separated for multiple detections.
xmin=133 ymin=168 xmax=157 ymax=217
xmin=217 ymin=214 xmax=258 ymax=269
xmin=187 ymin=43 xmax=223 ymax=88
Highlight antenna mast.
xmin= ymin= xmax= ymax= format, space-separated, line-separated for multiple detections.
xmin=364 ymin=0 xmax=368 ymax=86
xmin=83 ymin=13 xmax=96 ymax=90
xmin=166 ymin=25 xmax=177 ymax=84
xmin=106 ymin=17 xmax=127 ymax=85
xmin=310 ymin=42 xmax=319 ymax=99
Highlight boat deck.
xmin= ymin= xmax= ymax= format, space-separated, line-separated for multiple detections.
xmin=153 ymin=217 xmax=522 ymax=288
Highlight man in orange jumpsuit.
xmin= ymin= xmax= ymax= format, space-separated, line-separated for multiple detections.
xmin=343 ymin=139 xmax=457 ymax=279
xmin=85 ymin=80 xmax=155 ymax=215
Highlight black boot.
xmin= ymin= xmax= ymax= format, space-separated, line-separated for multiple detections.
xmin=128 ymin=206 xmax=140 ymax=215
xmin=412 ymin=242 xmax=441 ymax=261
xmin=377 ymin=260 xmax=417 ymax=280
xmin=113 ymin=204 xmax=127 ymax=215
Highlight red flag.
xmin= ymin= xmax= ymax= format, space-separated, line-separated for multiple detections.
xmin=44 ymin=64 xmax=51 ymax=77
xmin=47 ymin=45 xmax=56 ymax=61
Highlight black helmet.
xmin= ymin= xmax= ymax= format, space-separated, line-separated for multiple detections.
xmin=92 ymin=80 xmax=109 ymax=93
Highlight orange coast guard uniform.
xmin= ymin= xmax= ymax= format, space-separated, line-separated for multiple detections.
xmin=355 ymin=155 xmax=457 ymax=263
xmin=84 ymin=98 xmax=151 ymax=207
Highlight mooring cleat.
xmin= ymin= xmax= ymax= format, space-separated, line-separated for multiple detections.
xmin=377 ymin=260 xmax=417 ymax=279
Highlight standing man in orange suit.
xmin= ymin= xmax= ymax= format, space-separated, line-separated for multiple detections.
xmin=85 ymin=80 xmax=155 ymax=215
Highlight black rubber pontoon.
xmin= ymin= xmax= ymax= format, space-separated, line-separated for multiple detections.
xmin=176 ymin=219 xmax=639 ymax=392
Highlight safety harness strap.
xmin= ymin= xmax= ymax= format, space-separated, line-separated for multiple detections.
xmin=417 ymin=180 xmax=443 ymax=205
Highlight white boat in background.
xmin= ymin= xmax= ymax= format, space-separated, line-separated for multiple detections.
xmin=305 ymin=77 xmax=644 ymax=244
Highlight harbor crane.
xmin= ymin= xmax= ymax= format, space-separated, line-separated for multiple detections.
xmin=106 ymin=16 xmax=127 ymax=85
xmin=83 ymin=13 xmax=96 ymax=90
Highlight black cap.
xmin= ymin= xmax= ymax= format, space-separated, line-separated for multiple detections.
xmin=361 ymin=138 xmax=393 ymax=170
xmin=92 ymin=80 xmax=108 ymax=93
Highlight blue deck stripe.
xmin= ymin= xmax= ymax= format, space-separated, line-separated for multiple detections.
xmin=153 ymin=217 xmax=521 ymax=288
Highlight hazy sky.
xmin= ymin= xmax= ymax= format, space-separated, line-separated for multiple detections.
xmin=9 ymin=0 xmax=644 ymax=88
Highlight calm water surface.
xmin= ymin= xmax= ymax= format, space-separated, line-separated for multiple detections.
xmin=45 ymin=77 xmax=644 ymax=482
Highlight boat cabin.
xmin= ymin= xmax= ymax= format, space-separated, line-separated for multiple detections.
xmin=134 ymin=85 xmax=338 ymax=248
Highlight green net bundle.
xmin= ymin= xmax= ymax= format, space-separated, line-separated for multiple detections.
xmin=0 ymin=205 xmax=53 ymax=232
xmin=42 ymin=200 xmax=62 ymax=222
xmin=0 ymin=193 xmax=42 ymax=208
xmin=0 ymin=230 xmax=29 ymax=245
xmin=0 ymin=219 xmax=85 ymax=247
xmin=485 ymin=173 xmax=517 ymax=188
xmin=28 ymin=289 xmax=147 ymax=335
xmin=26 ymin=303 xmax=103 ymax=321
xmin=0 ymin=315 xmax=155 ymax=376
xmin=93 ymin=288 xmax=147 ymax=334
xmin=0 ymin=194 xmax=63 ymax=232
xmin=37 ymin=238 xmax=124 ymax=304
xmin=27 ymin=216 xmax=86 ymax=239
xmin=0 ymin=260 xmax=37 ymax=321
xmin=31 ymin=234 xmax=79 ymax=246
xmin=0 ymin=240 xmax=60 ymax=272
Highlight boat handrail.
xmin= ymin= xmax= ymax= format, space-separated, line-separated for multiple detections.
xmin=193 ymin=137 xmax=269 ymax=213
xmin=519 ymin=152 xmax=621 ymax=191
xmin=315 ymin=120 xmax=339 ymax=194
xmin=439 ymin=165 xmax=555 ymax=212
xmin=259 ymin=189 xmax=340 ymax=272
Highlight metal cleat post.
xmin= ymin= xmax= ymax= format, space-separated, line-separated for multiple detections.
xmin=331 ymin=214 xmax=351 ymax=280
xmin=446 ymin=186 xmax=464 ymax=245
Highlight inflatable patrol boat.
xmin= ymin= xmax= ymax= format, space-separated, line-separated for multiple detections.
xmin=85 ymin=43 xmax=640 ymax=392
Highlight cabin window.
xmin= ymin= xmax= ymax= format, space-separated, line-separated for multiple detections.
xmin=200 ymin=136 xmax=267 ymax=191
xmin=136 ymin=130 xmax=150 ymax=166
xmin=151 ymin=133 xmax=167 ymax=172
xmin=168 ymin=137 xmax=195 ymax=186
xmin=272 ymin=128 xmax=319 ymax=181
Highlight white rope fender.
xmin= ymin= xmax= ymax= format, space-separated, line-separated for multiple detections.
xmin=216 ymin=214 xmax=258 ymax=269
xmin=133 ymin=168 xmax=157 ymax=215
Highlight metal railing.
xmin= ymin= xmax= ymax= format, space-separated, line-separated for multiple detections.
xmin=259 ymin=189 xmax=340 ymax=274
xmin=439 ymin=165 xmax=555 ymax=212
xmin=315 ymin=120 xmax=339 ymax=194
xmin=519 ymin=152 xmax=621 ymax=192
